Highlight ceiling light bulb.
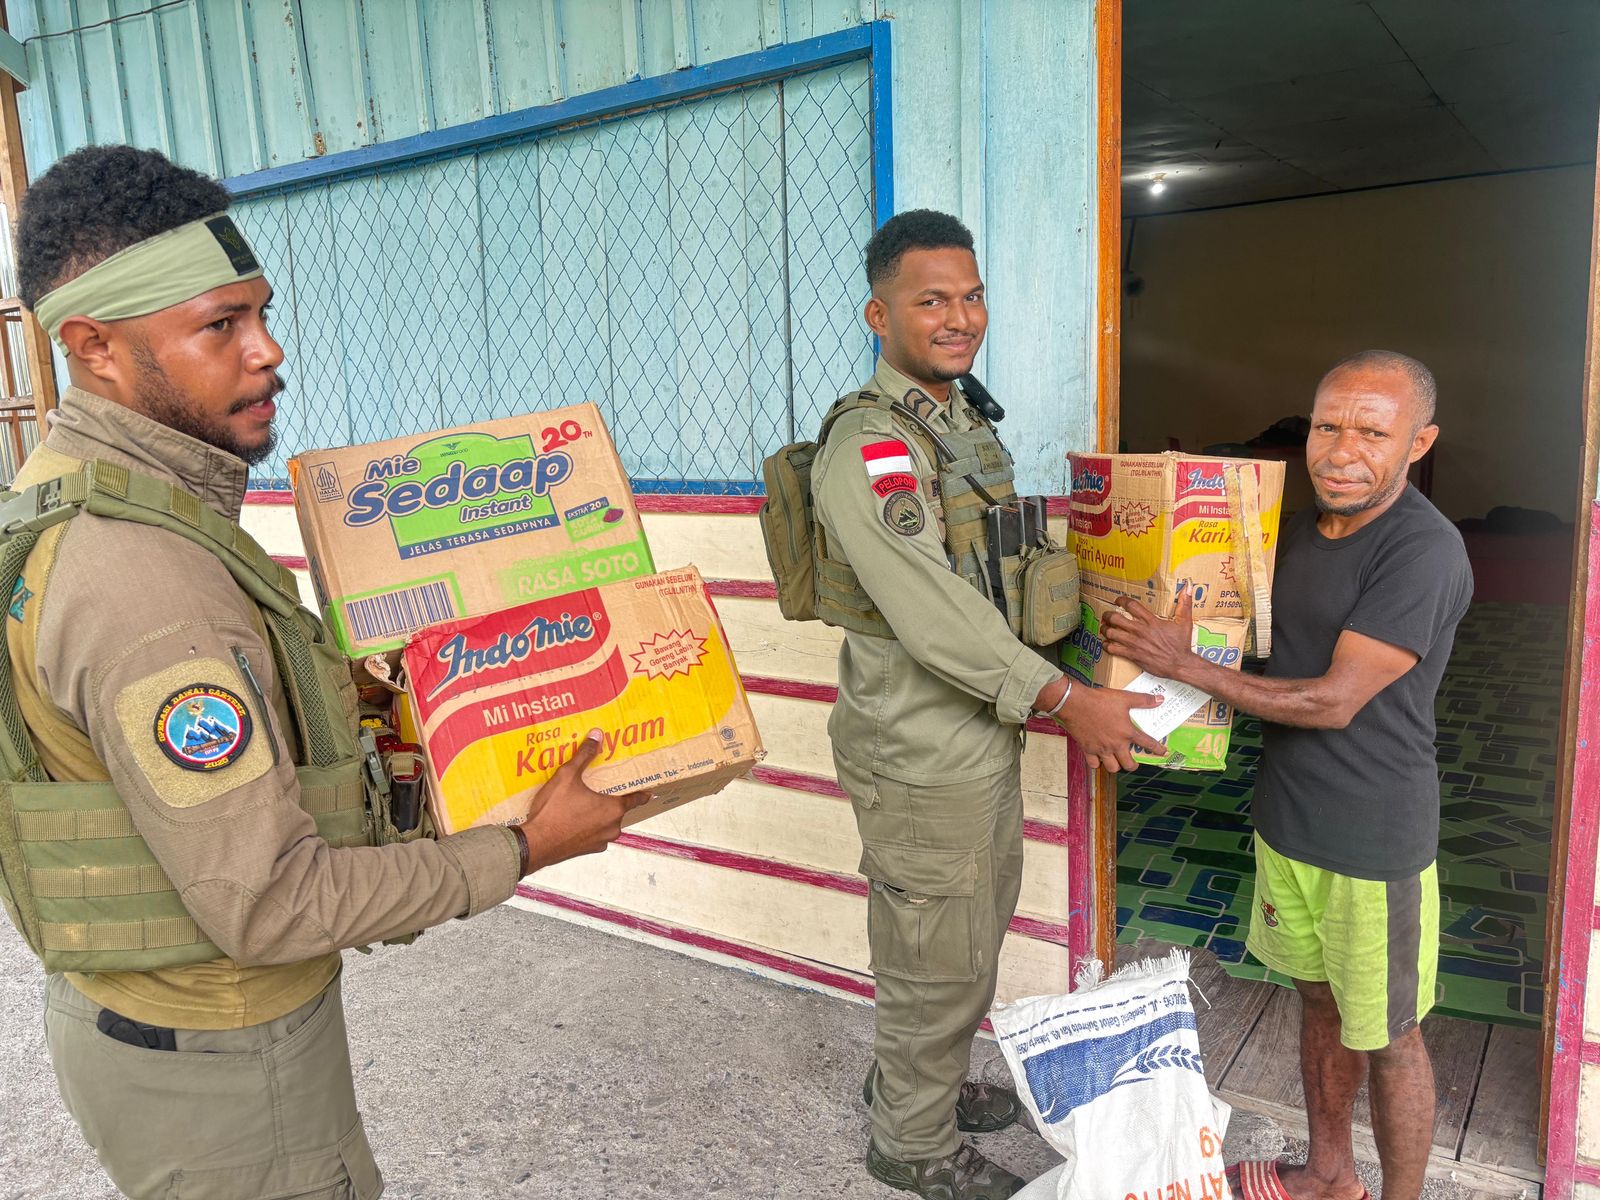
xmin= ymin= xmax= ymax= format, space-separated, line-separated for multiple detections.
xmin=1150 ymin=180 xmax=1166 ymax=195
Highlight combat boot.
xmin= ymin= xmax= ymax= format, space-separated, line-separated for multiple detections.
xmin=866 ymin=1141 xmax=1025 ymax=1200
xmin=864 ymin=1063 xmax=1023 ymax=1134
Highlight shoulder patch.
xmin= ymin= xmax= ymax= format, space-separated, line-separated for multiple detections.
xmin=113 ymin=655 xmax=272 ymax=808
xmin=882 ymin=492 xmax=926 ymax=537
xmin=155 ymin=685 xmax=253 ymax=772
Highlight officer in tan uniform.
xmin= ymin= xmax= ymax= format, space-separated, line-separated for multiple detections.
xmin=2 ymin=145 xmax=647 ymax=1199
xmin=810 ymin=210 xmax=1164 ymax=1199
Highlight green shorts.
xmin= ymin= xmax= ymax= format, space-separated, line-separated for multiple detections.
xmin=1245 ymin=835 xmax=1438 ymax=1051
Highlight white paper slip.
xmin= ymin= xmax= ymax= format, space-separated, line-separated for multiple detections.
xmin=1122 ymin=672 xmax=1212 ymax=740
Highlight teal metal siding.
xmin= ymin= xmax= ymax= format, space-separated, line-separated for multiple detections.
xmin=12 ymin=1 xmax=870 ymax=180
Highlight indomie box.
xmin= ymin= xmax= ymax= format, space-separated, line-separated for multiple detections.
xmin=1066 ymin=452 xmax=1285 ymax=619
xmin=289 ymin=404 xmax=654 ymax=657
xmin=1063 ymin=453 xmax=1285 ymax=772
xmin=401 ymin=567 xmax=763 ymax=836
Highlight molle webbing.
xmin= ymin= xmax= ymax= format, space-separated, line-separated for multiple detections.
xmin=0 ymin=461 xmax=370 ymax=972
xmin=813 ymin=392 xmax=1018 ymax=639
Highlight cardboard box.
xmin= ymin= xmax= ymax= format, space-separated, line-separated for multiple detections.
xmin=1061 ymin=596 xmax=1246 ymax=771
xmin=289 ymin=404 xmax=654 ymax=657
xmin=1063 ymin=453 xmax=1285 ymax=771
xmin=401 ymin=567 xmax=763 ymax=836
xmin=1066 ymin=452 xmax=1285 ymax=618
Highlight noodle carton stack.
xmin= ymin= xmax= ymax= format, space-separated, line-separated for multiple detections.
xmin=401 ymin=567 xmax=763 ymax=835
xmin=289 ymin=404 xmax=653 ymax=657
xmin=1062 ymin=452 xmax=1284 ymax=771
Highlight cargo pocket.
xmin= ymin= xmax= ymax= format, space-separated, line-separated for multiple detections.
xmin=167 ymin=1120 xmax=380 ymax=1199
xmin=859 ymin=841 xmax=980 ymax=983
xmin=337 ymin=1118 xmax=383 ymax=1200
xmin=168 ymin=1128 xmax=379 ymax=1198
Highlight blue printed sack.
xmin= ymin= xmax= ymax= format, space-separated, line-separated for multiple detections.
xmin=993 ymin=949 xmax=1232 ymax=1200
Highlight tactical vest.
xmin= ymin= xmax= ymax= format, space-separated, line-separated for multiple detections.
xmin=0 ymin=461 xmax=394 ymax=974
xmin=814 ymin=390 xmax=1026 ymax=639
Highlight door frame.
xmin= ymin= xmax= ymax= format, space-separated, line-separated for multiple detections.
xmin=1542 ymin=139 xmax=1600 ymax=1200
xmin=1084 ymin=0 xmax=1124 ymax=977
xmin=1086 ymin=7 xmax=1600 ymax=1189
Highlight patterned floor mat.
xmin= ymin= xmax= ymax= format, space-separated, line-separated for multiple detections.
xmin=1115 ymin=601 xmax=1561 ymax=1028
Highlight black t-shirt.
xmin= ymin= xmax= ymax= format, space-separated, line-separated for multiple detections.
xmin=1254 ymin=486 xmax=1474 ymax=880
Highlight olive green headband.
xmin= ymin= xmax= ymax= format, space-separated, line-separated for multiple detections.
xmin=32 ymin=213 xmax=264 ymax=351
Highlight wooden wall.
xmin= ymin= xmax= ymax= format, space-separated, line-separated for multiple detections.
xmin=241 ymin=496 xmax=1077 ymax=1003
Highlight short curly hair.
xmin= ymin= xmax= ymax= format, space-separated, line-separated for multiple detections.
xmin=1320 ymin=349 xmax=1438 ymax=427
xmin=17 ymin=145 xmax=231 ymax=310
xmin=864 ymin=209 xmax=975 ymax=291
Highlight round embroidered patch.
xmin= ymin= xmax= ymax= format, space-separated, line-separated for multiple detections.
xmin=154 ymin=685 xmax=253 ymax=772
xmin=882 ymin=492 xmax=926 ymax=537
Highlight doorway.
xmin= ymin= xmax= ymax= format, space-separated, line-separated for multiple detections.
xmin=1103 ymin=2 xmax=1600 ymax=1185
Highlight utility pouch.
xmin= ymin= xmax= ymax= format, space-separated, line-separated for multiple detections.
xmin=386 ymin=747 xmax=427 ymax=839
xmin=354 ymin=728 xmax=429 ymax=952
xmin=1019 ymin=544 xmax=1082 ymax=647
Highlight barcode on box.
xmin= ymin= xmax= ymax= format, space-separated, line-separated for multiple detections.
xmin=345 ymin=581 xmax=456 ymax=644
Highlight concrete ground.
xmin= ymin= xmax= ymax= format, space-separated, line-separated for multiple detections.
xmin=0 ymin=905 xmax=1507 ymax=1199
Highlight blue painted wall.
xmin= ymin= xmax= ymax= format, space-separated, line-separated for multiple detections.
xmin=12 ymin=0 xmax=1101 ymax=493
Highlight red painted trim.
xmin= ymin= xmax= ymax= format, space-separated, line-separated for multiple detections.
xmin=1023 ymin=818 xmax=1070 ymax=846
xmin=517 ymin=884 xmax=876 ymax=1000
xmin=751 ymin=763 xmax=845 ymax=798
xmin=742 ymin=675 xmax=838 ymax=703
xmin=1574 ymin=1163 xmax=1600 ymax=1189
xmin=609 ymin=829 xmax=1068 ymax=945
xmin=1582 ymin=1041 xmax=1600 ymax=1066
xmin=637 ymin=494 xmax=1068 ymax=518
xmin=636 ymin=495 xmax=766 ymax=514
xmin=1066 ymin=737 xmax=1093 ymax=982
xmin=270 ymin=554 xmax=309 ymax=571
xmin=706 ymin=580 xmax=778 ymax=600
xmin=244 ymin=489 xmax=296 ymax=505
xmin=1548 ymin=499 xmax=1600 ymax=1197
xmin=1009 ymin=914 xmax=1071 ymax=945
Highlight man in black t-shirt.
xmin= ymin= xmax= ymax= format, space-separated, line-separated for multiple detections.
xmin=1103 ymin=350 xmax=1472 ymax=1200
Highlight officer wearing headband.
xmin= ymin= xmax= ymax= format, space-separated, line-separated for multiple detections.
xmin=4 ymin=145 xmax=648 ymax=1198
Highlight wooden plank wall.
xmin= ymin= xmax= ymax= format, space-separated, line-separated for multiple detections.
xmin=242 ymin=495 xmax=1077 ymax=1005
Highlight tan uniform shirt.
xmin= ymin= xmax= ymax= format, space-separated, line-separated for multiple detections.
xmin=9 ymin=388 xmax=521 ymax=1029
xmin=812 ymin=360 xmax=1061 ymax=785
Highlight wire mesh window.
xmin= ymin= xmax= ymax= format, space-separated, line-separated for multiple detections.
xmin=0 ymin=199 xmax=41 ymax=484
xmin=234 ymin=59 xmax=876 ymax=491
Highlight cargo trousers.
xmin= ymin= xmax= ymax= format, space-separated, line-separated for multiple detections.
xmin=43 ymin=969 xmax=382 ymax=1199
xmin=835 ymin=750 xmax=1025 ymax=1162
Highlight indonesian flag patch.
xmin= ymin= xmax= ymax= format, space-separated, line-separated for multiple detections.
xmin=861 ymin=439 xmax=912 ymax=475
xmin=861 ymin=439 xmax=917 ymax=497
